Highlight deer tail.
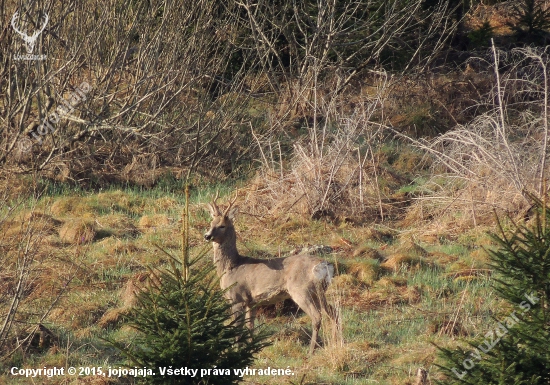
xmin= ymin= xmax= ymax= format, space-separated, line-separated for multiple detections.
xmin=312 ymin=260 xmax=334 ymax=288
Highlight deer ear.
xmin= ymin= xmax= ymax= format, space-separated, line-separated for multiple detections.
xmin=227 ymin=206 xmax=239 ymax=221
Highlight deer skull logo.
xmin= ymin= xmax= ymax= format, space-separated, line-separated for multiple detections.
xmin=11 ymin=11 xmax=49 ymax=54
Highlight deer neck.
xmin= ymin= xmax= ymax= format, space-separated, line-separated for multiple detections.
xmin=212 ymin=228 xmax=240 ymax=274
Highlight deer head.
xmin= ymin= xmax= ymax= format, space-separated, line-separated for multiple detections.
xmin=204 ymin=190 xmax=238 ymax=244
xmin=11 ymin=11 xmax=49 ymax=54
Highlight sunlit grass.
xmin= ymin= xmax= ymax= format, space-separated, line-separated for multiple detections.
xmin=0 ymin=178 xmax=503 ymax=385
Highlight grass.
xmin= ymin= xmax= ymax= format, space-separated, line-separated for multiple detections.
xmin=0 ymin=176 xmax=505 ymax=385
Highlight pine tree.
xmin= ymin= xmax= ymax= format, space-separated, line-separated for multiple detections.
xmin=436 ymin=196 xmax=550 ymax=384
xmin=509 ymin=0 xmax=550 ymax=44
xmin=114 ymin=261 xmax=270 ymax=385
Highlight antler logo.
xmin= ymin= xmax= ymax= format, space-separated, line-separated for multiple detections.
xmin=11 ymin=11 xmax=49 ymax=54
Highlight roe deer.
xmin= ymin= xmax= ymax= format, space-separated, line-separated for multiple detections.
xmin=204 ymin=192 xmax=339 ymax=355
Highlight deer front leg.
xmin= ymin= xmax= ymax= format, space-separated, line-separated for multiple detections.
xmin=232 ymin=302 xmax=246 ymax=327
xmin=245 ymin=306 xmax=256 ymax=330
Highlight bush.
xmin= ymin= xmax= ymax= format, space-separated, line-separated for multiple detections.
xmin=435 ymin=195 xmax=550 ymax=384
xmin=112 ymin=259 xmax=271 ymax=384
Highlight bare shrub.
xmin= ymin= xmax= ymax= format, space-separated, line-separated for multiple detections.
xmin=398 ymin=44 xmax=550 ymax=229
xmin=0 ymin=192 xmax=69 ymax=360
xmin=1 ymin=0 xmax=457 ymax=186
xmin=1 ymin=0 xmax=262 ymax=183
xmin=245 ymin=76 xmax=392 ymax=223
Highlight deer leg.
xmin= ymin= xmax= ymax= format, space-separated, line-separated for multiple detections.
xmin=289 ymin=289 xmax=322 ymax=355
xmin=308 ymin=312 xmax=322 ymax=356
xmin=245 ymin=306 xmax=256 ymax=330
xmin=232 ymin=302 xmax=251 ymax=345
xmin=232 ymin=302 xmax=246 ymax=327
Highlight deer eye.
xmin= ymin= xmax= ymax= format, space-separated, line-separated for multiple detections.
xmin=219 ymin=226 xmax=226 ymax=229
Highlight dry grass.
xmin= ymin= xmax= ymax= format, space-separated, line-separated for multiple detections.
xmin=97 ymin=213 xmax=138 ymax=238
xmin=393 ymin=49 xmax=550 ymax=246
xmin=381 ymin=253 xmax=430 ymax=272
xmin=0 ymin=175 xmax=499 ymax=385
xmin=58 ymin=218 xmax=96 ymax=244
xmin=347 ymin=260 xmax=381 ymax=285
xmin=362 ymin=281 xmax=422 ymax=308
xmin=101 ymin=238 xmax=142 ymax=255
xmin=17 ymin=211 xmax=60 ymax=228
xmin=427 ymin=315 xmax=468 ymax=337
xmin=97 ymin=307 xmax=128 ymax=329
xmin=243 ymin=99 xmax=408 ymax=224
xmin=1 ymin=211 xmax=60 ymax=239
xmin=308 ymin=344 xmax=369 ymax=374
xmin=97 ymin=273 xmax=147 ymax=328
xmin=0 ymin=173 xmax=40 ymax=200
xmin=326 ymin=274 xmax=358 ymax=296
xmin=138 ymin=214 xmax=171 ymax=232
xmin=430 ymin=251 xmax=459 ymax=266
xmin=352 ymin=246 xmax=384 ymax=260
xmin=51 ymin=196 xmax=93 ymax=217
xmin=98 ymin=270 xmax=166 ymax=329
xmin=154 ymin=196 xmax=179 ymax=211
xmin=50 ymin=301 xmax=104 ymax=330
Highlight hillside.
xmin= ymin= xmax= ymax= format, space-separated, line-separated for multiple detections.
xmin=2 ymin=0 xmax=550 ymax=384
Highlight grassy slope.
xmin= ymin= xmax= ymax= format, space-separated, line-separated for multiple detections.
xmin=0 ymin=170 xmax=505 ymax=385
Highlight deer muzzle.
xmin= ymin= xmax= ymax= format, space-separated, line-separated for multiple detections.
xmin=204 ymin=232 xmax=213 ymax=241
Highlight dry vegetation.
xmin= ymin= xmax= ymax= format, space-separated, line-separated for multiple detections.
xmin=0 ymin=181 xmax=501 ymax=384
xmin=1 ymin=0 xmax=550 ymax=384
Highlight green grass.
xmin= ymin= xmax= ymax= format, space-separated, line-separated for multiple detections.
xmin=0 ymin=178 xmax=505 ymax=385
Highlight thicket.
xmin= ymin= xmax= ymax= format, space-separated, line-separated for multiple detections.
xmin=2 ymin=0 xmax=550 ymax=221
xmin=2 ymin=0 xmax=457 ymax=187
xmin=398 ymin=45 xmax=550 ymax=228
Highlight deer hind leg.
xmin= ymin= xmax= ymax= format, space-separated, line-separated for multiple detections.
xmin=289 ymin=288 xmax=323 ymax=355
xmin=313 ymin=285 xmax=341 ymax=350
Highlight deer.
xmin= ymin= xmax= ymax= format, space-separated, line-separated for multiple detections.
xmin=204 ymin=191 xmax=339 ymax=355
